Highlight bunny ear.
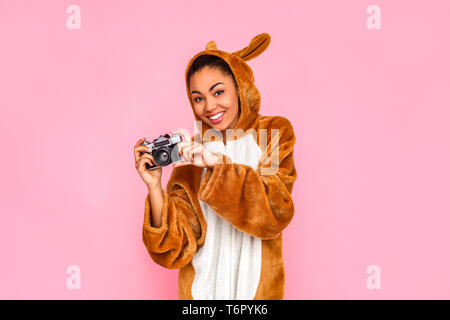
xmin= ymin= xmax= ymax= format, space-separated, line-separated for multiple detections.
xmin=232 ymin=33 xmax=271 ymax=61
xmin=205 ymin=40 xmax=217 ymax=50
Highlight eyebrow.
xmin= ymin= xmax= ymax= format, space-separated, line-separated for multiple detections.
xmin=191 ymin=82 xmax=224 ymax=95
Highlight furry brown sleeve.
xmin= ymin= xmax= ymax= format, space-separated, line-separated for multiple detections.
xmin=198 ymin=117 xmax=297 ymax=240
xmin=142 ymin=182 xmax=202 ymax=269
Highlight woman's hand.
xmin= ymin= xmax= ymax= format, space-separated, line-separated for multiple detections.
xmin=171 ymin=129 xmax=219 ymax=169
xmin=134 ymin=138 xmax=162 ymax=187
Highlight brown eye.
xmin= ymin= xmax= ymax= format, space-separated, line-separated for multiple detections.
xmin=194 ymin=97 xmax=202 ymax=102
xmin=215 ymin=90 xmax=224 ymax=96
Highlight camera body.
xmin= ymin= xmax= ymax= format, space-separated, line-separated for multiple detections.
xmin=141 ymin=133 xmax=184 ymax=170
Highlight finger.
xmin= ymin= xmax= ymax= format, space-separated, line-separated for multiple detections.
xmin=177 ymin=141 xmax=194 ymax=157
xmin=135 ymin=145 xmax=151 ymax=154
xmin=171 ymin=128 xmax=192 ymax=142
xmin=180 ymin=144 xmax=197 ymax=162
xmin=137 ymin=153 xmax=157 ymax=166
xmin=189 ymin=145 xmax=204 ymax=163
xmin=135 ymin=150 xmax=151 ymax=164
xmin=137 ymin=157 xmax=151 ymax=171
xmin=185 ymin=146 xmax=204 ymax=164
xmin=135 ymin=145 xmax=150 ymax=151
xmin=180 ymin=142 xmax=196 ymax=153
xmin=172 ymin=128 xmax=191 ymax=139
xmin=134 ymin=138 xmax=150 ymax=161
xmin=146 ymin=154 xmax=158 ymax=166
xmin=134 ymin=145 xmax=152 ymax=161
xmin=138 ymin=157 xmax=158 ymax=171
xmin=135 ymin=138 xmax=146 ymax=147
xmin=177 ymin=140 xmax=195 ymax=148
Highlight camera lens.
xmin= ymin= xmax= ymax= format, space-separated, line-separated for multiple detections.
xmin=154 ymin=148 xmax=171 ymax=166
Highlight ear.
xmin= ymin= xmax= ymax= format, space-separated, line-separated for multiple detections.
xmin=232 ymin=33 xmax=271 ymax=61
xmin=205 ymin=41 xmax=217 ymax=50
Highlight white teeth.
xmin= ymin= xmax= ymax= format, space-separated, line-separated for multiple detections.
xmin=209 ymin=112 xmax=224 ymax=120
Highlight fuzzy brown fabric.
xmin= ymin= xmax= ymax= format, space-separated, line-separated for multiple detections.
xmin=142 ymin=33 xmax=297 ymax=300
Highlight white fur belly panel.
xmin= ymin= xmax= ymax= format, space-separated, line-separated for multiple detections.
xmin=191 ymin=134 xmax=263 ymax=300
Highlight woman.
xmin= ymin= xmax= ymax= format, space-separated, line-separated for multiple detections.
xmin=134 ymin=33 xmax=297 ymax=299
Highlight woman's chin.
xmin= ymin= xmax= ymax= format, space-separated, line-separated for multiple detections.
xmin=208 ymin=122 xmax=227 ymax=131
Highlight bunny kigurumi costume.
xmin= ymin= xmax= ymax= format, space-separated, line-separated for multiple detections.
xmin=142 ymin=33 xmax=298 ymax=300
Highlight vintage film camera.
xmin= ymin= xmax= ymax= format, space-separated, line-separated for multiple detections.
xmin=140 ymin=133 xmax=184 ymax=170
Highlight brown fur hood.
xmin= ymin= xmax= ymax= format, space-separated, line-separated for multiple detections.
xmin=184 ymin=33 xmax=271 ymax=142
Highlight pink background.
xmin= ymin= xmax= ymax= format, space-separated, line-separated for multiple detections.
xmin=1 ymin=0 xmax=449 ymax=299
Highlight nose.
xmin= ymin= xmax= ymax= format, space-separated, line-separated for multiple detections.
xmin=204 ymin=101 xmax=217 ymax=114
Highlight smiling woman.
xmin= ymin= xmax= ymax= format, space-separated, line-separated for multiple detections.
xmin=140 ymin=33 xmax=298 ymax=300
xmin=187 ymin=55 xmax=241 ymax=143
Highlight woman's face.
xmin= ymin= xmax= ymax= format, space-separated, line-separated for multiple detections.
xmin=189 ymin=66 xmax=240 ymax=132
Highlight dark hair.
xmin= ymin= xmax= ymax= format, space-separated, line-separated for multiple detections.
xmin=187 ymin=54 xmax=241 ymax=111
xmin=187 ymin=54 xmax=238 ymax=90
